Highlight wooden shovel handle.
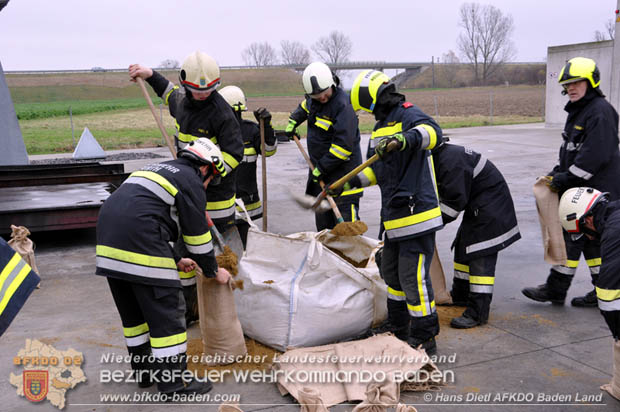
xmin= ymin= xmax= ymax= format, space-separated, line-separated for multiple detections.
xmin=136 ymin=77 xmax=177 ymax=158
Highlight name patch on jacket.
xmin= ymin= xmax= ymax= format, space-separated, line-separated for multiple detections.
xmin=142 ymin=164 xmax=180 ymax=174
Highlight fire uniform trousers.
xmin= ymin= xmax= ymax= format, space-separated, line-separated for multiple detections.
xmin=0 ymin=238 xmax=40 ymax=337
xmin=235 ymin=117 xmax=277 ymax=247
xmin=355 ymin=102 xmax=443 ymax=343
xmin=146 ymin=70 xmax=244 ymax=231
xmin=432 ymin=143 xmax=521 ymax=322
xmin=592 ymin=200 xmax=620 ymax=339
xmin=288 ymin=87 xmax=364 ymax=230
xmin=96 ymin=157 xmax=217 ymax=392
xmin=546 ymin=88 xmax=620 ymax=298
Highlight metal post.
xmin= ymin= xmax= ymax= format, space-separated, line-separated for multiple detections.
xmin=489 ymin=92 xmax=494 ymax=123
xmin=433 ymin=96 xmax=439 ymax=118
xmin=159 ymin=104 xmax=165 ymax=146
xmin=69 ymin=106 xmax=75 ymax=146
xmin=431 ymin=56 xmax=435 ymax=88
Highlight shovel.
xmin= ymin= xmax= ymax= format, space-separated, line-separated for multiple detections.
xmin=205 ymin=212 xmax=244 ymax=260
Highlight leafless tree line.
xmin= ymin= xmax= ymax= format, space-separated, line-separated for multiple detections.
xmin=241 ymin=31 xmax=352 ymax=67
xmin=594 ymin=18 xmax=615 ymax=41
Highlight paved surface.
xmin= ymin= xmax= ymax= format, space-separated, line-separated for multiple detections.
xmin=2 ymin=123 xmax=618 ymax=411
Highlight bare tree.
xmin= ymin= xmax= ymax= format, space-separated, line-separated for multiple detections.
xmin=311 ymin=31 xmax=353 ymax=65
xmin=159 ymin=59 xmax=180 ymax=69
xmin=594 ymin=18 xmax=615 ymax=40
xmin=241 ymin=42 xmax=278 ymax=67
xmin=457 ymin=3 xmax=516 ymax=85
xmin=441 ymin=50 xmax=460 ymax=87
xmin=280 ymin=40 xmax=311 ymax=66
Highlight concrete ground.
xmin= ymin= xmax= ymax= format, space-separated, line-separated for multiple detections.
xmin=2 ymin=123 xmax=618 ymax=411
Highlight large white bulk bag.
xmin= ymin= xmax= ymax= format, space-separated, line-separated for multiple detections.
xmin=233 ymin=228 xmax=387 ymax=351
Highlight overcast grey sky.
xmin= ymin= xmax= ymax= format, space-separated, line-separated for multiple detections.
xmin=0 ymin=0 xmax=617 ymax=71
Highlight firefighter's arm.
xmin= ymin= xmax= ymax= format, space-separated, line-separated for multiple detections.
xmin=435 ymin=150 xmax=471 ymax=223
xmin=402 ymin=106 xmax=443 ymax=151
xmin=570 ymin=113 xmax=616 ymax=183
xmin=326 ymin=166 xmax=375 ymax=197
xmin=252 ymin=120 xmax=278 ymax=157
xmin=316 ymin=105 xmax=358 ymax=176
xmin=286 ymin=100 xmax=310 ymax=138
xmin=216 ymin=116 xmax=244 ymax=176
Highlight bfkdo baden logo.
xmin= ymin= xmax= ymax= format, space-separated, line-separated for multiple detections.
xmin=24 ymin=370 xmax=49 ymax=402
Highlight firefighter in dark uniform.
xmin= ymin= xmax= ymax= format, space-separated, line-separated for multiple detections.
xmin=558 ymin=187 xmax=620 ymax=399
xmin=341 ymin=70 xmax=443 ymax=354
xmin=219 ymin=85 xmax=277 ymax=248
xmin=522 ymin=57 xmax=620 ymax=307
xmin=285 ymin=62 xmax=364 ymax=230
xmin=432 ymin=141 xmax=521 ymax=328
xmin=96 ymin=138 xmax=231 ymax=396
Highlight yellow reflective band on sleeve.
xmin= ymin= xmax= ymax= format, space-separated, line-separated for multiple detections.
xmin=129 ymin=171 xmax=178 ymax=197
xmin=179 ymin=270 xmax=196 ymax=280
xmin=418 ymin=124 xmax=438 ymax=149
xmin=315 ymin=116 xmax=333 ymax=131
xmin=340 ymin=188 xmax=364 ymax=196
xmin=362 ymin=168 xmax=377 ymax=186
xmin=244 ymin=147 xmax=257 ymax=156
xmin=301 ymin=100 xmax=309 ymax=113
xmin=96 ymin=245 xmax=177 ymax=269
xmin=383 ymin=207 xmax=442 ymax=230
xmin=222 ymin=152 xmax=240 ymax=169
xmin=469 ymin=275 xmax=495 ymax=285
xmin=0 ymin=253 xmax=21 ymax=291
xmin=454 ymin=263 xmax=470 ymax=273
xmin=371 ymin=123 xmax=403 ymax=139
xmin=177 ymin=130 xmax=199 ymax=144
xmin=586 ymin=258 xmax=602 ymax=267
xmin=236 ymin=200 xmax=261 ymax=212
xmin=164 ymin=85 xmax=180 ymax=106
xmin=566 ymin=260 xmax=579 ymax=268
xmin=0 ymin=253 xmax=31 ymax=316
xmin=388 ymin=287 xmax=406 ymax=297
xmin=150 ymin=332 xmax=187 ymax=348
xmin=207 ymin=197 xmax=236 ymax=210
xmin=123 ymin=323 xmax=149 ymax=338
xmin=596 ymin=287 xmax=620 ymax=301
xmin=329 ymin=144 xmax=352 ymax=161
xmin=183 ymin=232 xmax=212 ymax=246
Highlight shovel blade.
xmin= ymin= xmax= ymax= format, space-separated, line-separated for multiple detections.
xmin=290 ymin=190 xmax=332 ymax=213
xmin=219 ymin=225 xmax=244 ymax=260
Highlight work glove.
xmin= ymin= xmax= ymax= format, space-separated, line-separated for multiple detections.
xmin=326 ymin=175 xmax=361 ymax=197
xmin=541 ymin=176 xmax=558 ymax=192
xmin=285 ymin=118 xmax=297 ymax=140
xmin=253 ymin=107 xmax=272 ymax=124
xmin=213 ymin=156 xmax=227 ymax=177
xmin=375 ymin=133 xmax=406 ymax=159
xmin=311 ymin=167 xmax=323 ymax=184
xmin=548 ymin=172 xmax=573 ymax=193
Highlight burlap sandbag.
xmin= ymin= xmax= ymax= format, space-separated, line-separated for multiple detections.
xmin=533 ymin=178 xmax=567 ymax=265
xmin=430 ymin=246 xmax=452 ymax=304
xmin=8 ymin=225 xmax=39 ymax=274
xmin=196 ymin=269 xmax=247 ymax=365
xmin=601 ymin=340 xmax=620 ymax=401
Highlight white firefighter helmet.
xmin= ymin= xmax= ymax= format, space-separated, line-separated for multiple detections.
xmin=558 ymin=187 xmax=607 ymax=234
xmin=219 ymin=85 xmax=247 ymax=111
xmin=179 ymin=51 xmax=221 ymax=91
xmin=177 ymin=137 xmax=222 ymax=170
xmin=302 ymin=62 xmax=335 ymax=95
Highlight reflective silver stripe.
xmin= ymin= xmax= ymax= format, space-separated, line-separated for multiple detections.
xmin=223 ymin=163 xmax=233 ymax=174
xmin=440 ymin=202 xmax=460 ymax=219
xmin=388 ymin=289 xmax=407 ymax=301
xmin=96 ymin=256 xmax=179 ymax=281
xmin=152 ymin=342 xmax=187 ymax=359
xmin=264 ymin=142 xmax=277 ymax=153
xmin=124 ymin=176 xmax=175 ymax=205
xmin=414 ymin=125 xmax=430 ymax=149
xmin=465 ymin=225 xmax=520 ymax=254
xmin=471 ymin=284 xmax=494 ymax=294
xmin=243 ymin=155 xmax=258 ymax=163
xmin=552 ymin=265 xmax=577 ymax=275
xmin=419 ymin=254 xmax=433 ymax=315
xmin=598 ymin=299 xmax=620 ymax=311
xmin=0 ymin=257 xmax=27 ymax=300
xmin=369 ymin=138 xmax=379 ymax=149
xmin=385 ymin=216 xmax=444 ymax=240
xmin=589 ymin=266 xmax=600 ymax=275
xmin=473 ymin=155 xmax=487 ymax=178
xmin=126 ymin=334 xmax=150 ymax=347
xmin=358 ymin=172 xmax=372 ymax=187
xmin=180 ymin=277 xmax=196 ymax=286
xmin=163 ymin=82 xmax=176 ymax=105
xmin=207 ymin=206 xmax=236 ymax=219
xmin=568 ymin=164 xmax=593 ymax=180
xmin=185 ymin=243 xmax=213 ymax=254
xmin=565 ymin=142 xmax=582 ymax=152
xmin=245 ymin=205 xmax=263 ymax=218
xmin=454 ymin=270 xmax=469 ymax=280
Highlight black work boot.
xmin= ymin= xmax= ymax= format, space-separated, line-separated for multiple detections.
xmin=571 ymin=289 xmax=598 ymax=307
xmin=521 ymin=283 xmax=565 ymax=305
xmin=128 ymin=343 xmax=155 ymax=388
xmin=450 ymin=315 xmax=481 ymax=329
xmin=452 ymin=292 xmax=490 ymax=329
xmin=167 ymin=377 xmax=213 ymax=399
xmin=408 ymin=313 xmax=439 ymax=356
xmin=371 ymin=300 xmax=410 ymax=341
xmin=408 ymin=337 xmax=437 ymax=356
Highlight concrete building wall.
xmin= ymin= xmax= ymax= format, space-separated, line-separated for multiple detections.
xmin=545 ymin=41 xmax=613 ymax=127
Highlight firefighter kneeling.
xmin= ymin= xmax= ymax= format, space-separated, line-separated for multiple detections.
xmin=96 ymin=138 xmax=231 ymax=396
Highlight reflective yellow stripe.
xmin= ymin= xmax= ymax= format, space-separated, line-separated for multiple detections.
xmin=236 ymin=200 xmax=261 ymax=212
xmin=315 ymin=116 xmax=333 ymax=131
xmin=596 ymin=287 xmax=620 ymax=301
xmin=388 ymin=287 xmax=405 ymax=297
xmin=362 ymin=168 xmax=377 ymax=186
xmin=179 ymin=270 xmax=196 ymax=279
xmin=416 ymin=254 xmax=427 ymax=316
xmin=123 ymin=323 xmax=149 ymax=338
xmin=407 ymin=300 xmax=435 ymax=314
xmin=418 ymin=124 xmax=438 ymax=149
xmin=130 ymin=171 xmax=178 ymax=197
xmin=164 ymin=85 xmax=179 ymax=105
xmin=566 ymin=260 xmax=579 ymax=268
xmin=177 ymin=132 xmax=198 ymax=143
xmin=0 ymin=254 xmax=31 ymax=315
xmin=222 ymin=152 xmax=239 ymax=169
xmin=150 ymin=332 xmax=187 ymax=348
xmin=207 ymin=197 xmax=236 ymax=210
xmin=383 ymin=206 xmax=442 ymax=230
xmin=351 ymin=204 xmax=356 ymax=222
xmin=586 ymin=258 xmax=602 ymax=266
xmin=340 ymin=187 xmax=364 ymax=196
xmin=301 ymin=100 xmax=309 ymax=113
xmin=469 ymin=275 xmax=495 ymax=285
xmin=183 ymin=232 xmax=212 ymax=246
xmin=244 ymin=147 xmax=257 ymax=156
xmin=329 ymin=144 xmax=352 ymax=161
xmin=454 ymin=263 xmax=470 ymax=273
xmin=371 ymin=123 xmax=403 ymax=139
xmin=96 ymin=245 xmax=177 ymax=269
